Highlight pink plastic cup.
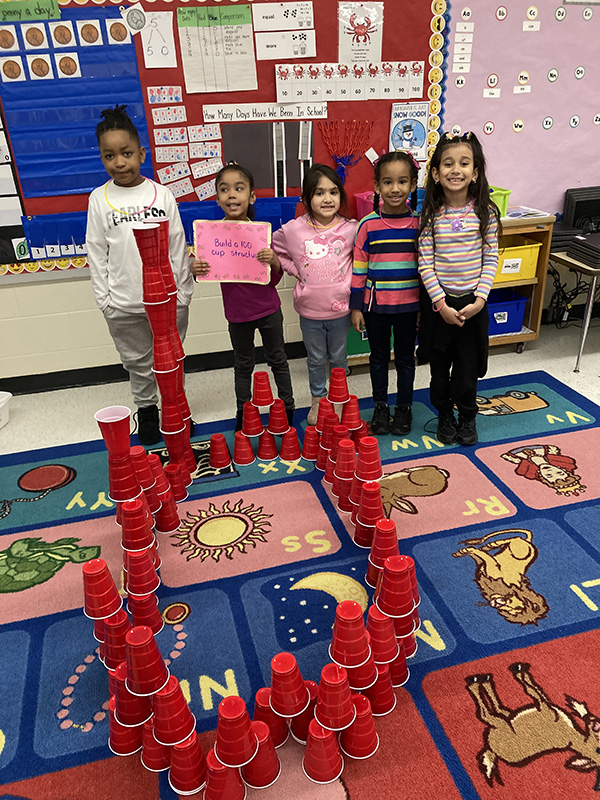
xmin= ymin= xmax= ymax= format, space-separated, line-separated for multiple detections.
xmin=205 ymin=747 xmax=246 ymax=800
xmin=341 ymin=395 xmax=362 ymax=430
xmin=127 ymin=592 xmax=164 ymax=635
xmin=168 ymin=730 xmax=207 ymax=796
xmin=141 ymin=717 xmax=171 ymax=772
xmin=329 ymin=600 xmax=371 ymax=668
xmin=301 ymin=426 xmax=320 ymax=461
xmin=302 ymin=718 xmax=344 ymax=784
xmin=103 ymin=608 xmax=131 ymax=670
xmin=315 ymin=397 xmax=336 ymax=434
xmin=125 ymin=549 xmax=160 ymax=597
xmin=241 ymin=720 xmax=281 ymax=789
xmin=209 ymin=433 xmax=232 ymax=470
xmin=364 ymin=663 xmax=397 ymax=716
xmin=251 ymin=371 xmax=274 ymax=408
xmin=367 ymin=604 xmax=400 ymax=664
xmin=289 ymin=679 xmax=319 ymax=744
xmin=339 ymin=693 xmax=379 ymax=760
xmin=355 ymin=436 xmax=384 ymax=481
xmin=214 ymin=695 xmax=259 ymax=768
xmin=95 ymin=405 xmax=131 ymax=459
xmin=108 ymin=695 xmax=143 ymax=756
xmin=327 ymin=367 xmax=350 ymax=404
xmin=82 ymin=558 xmax=123 ymax=620
xmin=113 ymin=661 xmax=153 ymax=727
xmin=267 ymin=398 xmax=289 ymax=435
xmin=125 ymin=625 xmax=169 ymax=696
xmin=253 ymin=687 xmax=289 ymax=748
xmin=242 ymin=401 xmax=264 ymax=437
xmin=153 ymin=673 xmax=196 ymax=745
xmin=269 ymin=651 xmax=310 ymax=718
xmin=314 ymin=662 xmax=356 ymax=731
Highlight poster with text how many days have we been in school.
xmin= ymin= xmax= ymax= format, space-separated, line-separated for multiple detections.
xmin=193 ymin=220 xmax=272 ymax=284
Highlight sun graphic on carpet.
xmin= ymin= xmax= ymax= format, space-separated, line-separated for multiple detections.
xmin=174 ymin=500 xmax=273 ymax=562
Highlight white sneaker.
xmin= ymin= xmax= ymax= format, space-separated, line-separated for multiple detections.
xmin=307 ymin=396 xmax=321 ymax=426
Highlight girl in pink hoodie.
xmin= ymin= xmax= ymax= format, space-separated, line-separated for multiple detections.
xmin=272 ymin=164 xmax=357 ymax=425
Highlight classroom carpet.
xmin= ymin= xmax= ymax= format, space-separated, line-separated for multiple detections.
xmin=1 ymin=370 xmax=600 ymax=800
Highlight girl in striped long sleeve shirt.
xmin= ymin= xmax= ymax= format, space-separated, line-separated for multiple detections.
xmin=418 ymin=132 xmax=500 ymax=446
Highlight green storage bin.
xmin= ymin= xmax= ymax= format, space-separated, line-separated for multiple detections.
xmin=490 ymin=185 xmax=512 ymax=218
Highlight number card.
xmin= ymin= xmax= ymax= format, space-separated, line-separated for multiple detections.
xmin=147 ymin=85 xmax=183 ymax=104
xmin=141 ymin=12 xmax=177 ymax=69
xmin=190 ymin=142 xmax=222 ymax=159
xmin=188 ymin=123 xmax=221 ymax=142
xmin=168 ymin=177 xmax=194 ymax=198
xmin=152 ymin=106 xmax=187 ymax=125
xmin=191 ymin=158 xmax=223 ymax=180
xmin=193 ymin=219 xmax=271 ymax=284
xmin=195 ymin=179 xmax=217 ymax=201
xmin=154 ymin=127 xmax=188 ymax=145
xmin=157 ymin=162 xmax=191 ymax=184
xmin=154 ymin=145 xmax=189 ymax=163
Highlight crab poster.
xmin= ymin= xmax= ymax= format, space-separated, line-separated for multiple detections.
xmin=338 ymin=1 xmax=383 ymax=63
xmin=389 ymin=101 xmax=429 ymax=162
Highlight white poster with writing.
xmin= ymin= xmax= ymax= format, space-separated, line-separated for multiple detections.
xmin=389 ymin=102 xmax=429 ymax=161
xmin=338 ymin=2 xmax=383 ymax=63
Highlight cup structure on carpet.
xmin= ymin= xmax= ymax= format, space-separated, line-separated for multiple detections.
xmin=320 ymin=413 xmax=340 ymax=451
xmin=289 ymin=679 xmax=319 ymax=744
xmin=329 ymin=600 xmax=371 ymax=668
xmin=241 ymin=720 xmax=281 ymax=789
xmin=269 ymin=651 xmax=310 ymax=718
xmin=327 ymin=367 xmax=350 ymax=404
xmin=125 ymin=625 xmax=169 ymax=697
xmin=168 ymin=730 xmax=207 ymax=796
xmin=142 ymin=482 xmax=161 ymax=515
xmin=160 ymin=398 xmax=186 ymax=435
xmin=257 ymin=429 xmax=278 ymax=460
xmin=366 ymin=604 xmax=400 ymax=664
xmin=154 ymin=488 xmax=181 ymax=535
xmin=95 ymin=405 xmax=132 ymax=459
xmin=214 ymin=695 xmax=259 ymax=768
xmin=364 ymin=662 xmax=397 ymax=716
xmin=267 ymin=398 xmax=289 ymax=435
xmin=279 ymin=427 xmax=301 ymax=462
xmin=356 ymin=481 xmax=385 ymax=527
xmin=147 ymin=453 xmax=171 ymax=495
xmin=389 ymin=640 xmax=410 ymax=687
xmin=301 ymin=426 xmax=320 ymax=461
xmin=253 ymin=687 xmax=289 ymax=748
xmin=141 ymin=717 xmax=171 ymax=772
xmin=108 ymin=455 xmax=142 ymax=504
xmin=341 ymin=395 xmax=362 ymax=430
xmin=234 ymin=430 xmax=256 ymax=466
xmin=314 ymin=662 xmax=356 ymax=731
xmin=355 ymin=436 xmax=384 ymax=482
xmin=251 ymin=371 xmax=274 ymax=408
xmin=209 ymin=433 xmax=232 ymax=470
xmin=324 ymin=425 xmax=350 ymax=485
xmin=108 ymin=695 xmax=143 ymax=756
xmin=124 ymin=549 xmax=160 ymax=597
xmin=127 ymin=592 xmax=164 ymax=636
xmin=103 ymin=608 xmax=131 ymax=671
xmin=333 ymin=438 xmax=356 ymax=482
xmin=130 ymin=446 xmax=155 ymax=489
xmin=82 ymin=558 xmax=123 ymax=620
xmin=163 ymin=463 xmax=188 ymax=502
xmin=376 ymin=555 xmax=415 ymax=618
xmin=113 ymin=661 xmax=153 ymax=727
xmin=152 ymin=674 xmax=196 ymax=746
xmin=241 ymin=401 xmax=263 ymax=437
xmin=120 ymin=497 xmax=154 ymax=553
xmin=315 ymin=396 xmax=336 ymax=434
xmin=205 ymin=747 xmax=246 ymax=800
xmin=369 ymin=518 xmax=400 ymax=571
xmin=302 ymin=718 xmax=344 ymax=784
xmin=339 ymin=694 xmax=380 ymax=760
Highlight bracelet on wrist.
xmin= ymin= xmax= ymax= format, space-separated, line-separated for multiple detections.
xmin=432 ymin=298 xmax=446 ymax=312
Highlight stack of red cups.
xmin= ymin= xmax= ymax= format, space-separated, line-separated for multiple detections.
xmin=353 ymin=481 xmax=385 ymax=549
xmin=316 ymin=412 xmax=340 ymax=472
xmin=329 ymin=601 xmax=378 ymax=693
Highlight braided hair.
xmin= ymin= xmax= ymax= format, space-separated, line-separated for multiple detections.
xmin=95 ymin=104 xmax=140 ymax=146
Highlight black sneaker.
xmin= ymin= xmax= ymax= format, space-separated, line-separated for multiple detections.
xmin=437 ymin=412 xmax=457 ymax=444
xmin=391 ymin=404 xmax=412 ymax=435
xmin=457 ymin=416 xmax=478 ymax=446
xmin=371 ymin=402 xmax=391 ymax=434
xmin=235 ymin=409 xmax=244 ymax=432
xmin=137 ymin=405 xmax=161 ymax=445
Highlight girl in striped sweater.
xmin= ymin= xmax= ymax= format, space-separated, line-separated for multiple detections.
xmin=418 ymin=131 xmax=500 ymax=446
xmin=351 ymin=151 xmax=420 ymax=436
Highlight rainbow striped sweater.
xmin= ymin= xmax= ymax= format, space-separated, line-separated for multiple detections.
xmin=418 ymin=204 xmax=499 ymax=305
xmin=350 ymin=210 xmax=420 ymax=314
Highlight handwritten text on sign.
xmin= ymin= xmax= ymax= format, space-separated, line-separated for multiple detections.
xmin=193 ymin=220 xmax=272 ymax=284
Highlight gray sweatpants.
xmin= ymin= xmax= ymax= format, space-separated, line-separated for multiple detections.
xmin=103 ymin=305 xmax=189 ymax=408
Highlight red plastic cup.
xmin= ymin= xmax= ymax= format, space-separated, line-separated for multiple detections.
xmin=153 ymin=675 xmax=196 ymax=746
xmin=357 ymin=481 xmax=385 ymax=527
xmin=155 ymin=219 xmax=177 ymax=293
xmin=129 ymin=445 xmax=155 ymax=489
xmin=369 ymin=518 xmax=400 ymax=569
xmin=164 ymin=463 xmax=188 ymax=502
xmin=269 ymin=652 xmax=310 ymax=718
xmin=339 ymin=694 xmax=379 ymax=760
xmin=209 ymin=433 xmax=232 ymax=470
xmin=365 ymin=559 xmax=383 ymax=588
xmin=393 ymin=611 xmax=416 ymax=638
xmin=280 ymin=427 xmax=301 ymax=462
xmin=315 ymin=397 xmax=336 ymax=434
xmin=329 ymin=600 xmax=371 ymax=668
xmin=349 ymin=472 xmax=364 ymax=507
xmin=289 ymin=679 xmax=319 ymax=744
xmin=95 ymin=405 xmax=132 ymax=459
xmin=336 ymin=477 xmax=354 ymax=513
xmin=241 ymin=720 xmax=281 ymax=789
xmin=352 ymin=419 xmax=369 ymax=445
xmin=141 ymin=717 xmax=171 ymax=772
xmin=389 ymin=640 xmax=410 ymax=687
xmin=121 ymin=497 xmax=154 ymax=553
xmin=353 ymin=520 xmax=376 ymax=550
xmin=320 ymin=413 xmax=340 ymax=450
xmin=103 ymin=608 xmax=131 ymax=670
xmin=127 ymin=592 xmax=164 ymax=635
xmin=333 ymin=438 xmax=356 ymax=481
xmin=125 ymin=625 xmax=169 ymax=696
xmin=257 ymin=429 xmax=278 ymax=460
xmin=214 ymin=695 xmax=259 ymax=768
xmin=205 ymin=746 xmax=245 ymax=800
xmin=253 ymin=687 xmax=289 ymax=748
xmin=233 ymin=430 xmax=255 ymax=466
xmin=301 ymin=426 xmax=320 ymax=461
xmin=412 ymin=606 xmax=421 ymax=631
xmin=251 ymin=371 xmax=274 ymax=408
xmin=145 ymin=301 xmax=171 ymax=338
xmin=153 ymin=336 xmax=178 ymax=373
xmin=154 ymin=489 xmax=181 ymax=535
xmin=316 ymin=443 xmax=330 ymax=472
xmin=323 ymin=425 xmax=350 ymax=484
xmin=108 ymin=455 xmax=142 ymax=503
xmin=405 ymin=555 xmax=421 ymax=606
xmin=108 ymin=695 xmax=143 ymax=756
xmin=108 ymin=667 xmax=117 ymax=697
xmin=143 ymin=272 xmax=169 ymax=306
xmin=177 ymin=386 xmax=192 ymax=421
xmin=133 ymin=222 xmax=160 ymax=266
xmin=153 ymin=362 xmax=179 ymax=402
xmin=344 ymin=652 xmax=378 ymax=691
xmin=314 ymin=662 xmax=355 ymax=731
xmin=327 ymin=367 xmax=350 ymax=404
xmin=367 ymin=604 xmax=400 ymax=664
xmin=147 ymin=453 xmax=170 ymax=495
xmin=302 ymin=718 xmax=344 ymax=784
xmin=113 ymin=661 xmax=153 ymax=727
xmin=375 ymin=555 xmax=415 ymax=618
xmin=82 ymin=558 xmax=123 ymax=620
xmin=125 ymin=549 xmax=160 ymax=597
xmin=355 ymin=436 xmax=384 ymax=482
xmin=168 ymin=731 xmax=207 ymax=796
xmin=160 ymin=399 xmax=186 ymax=435
xmin=242 ymin=401 xmax=263 ymax=437
xmin=400 ymin=631 xmax=418 ymax=659
xmin=267 ymin=398 xmax=289 ymax=435
xmin=364 ymin=662 xmax=397 ymax=716
xmin=93 ymin=618 xmax=105 ymax=643
xmin=341 ymin=395 xmax=362 ymax=430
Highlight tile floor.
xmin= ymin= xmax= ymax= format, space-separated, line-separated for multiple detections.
xmin=2 ymin=322 xmax=599 ymax=457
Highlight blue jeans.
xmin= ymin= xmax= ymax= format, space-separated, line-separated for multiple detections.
xmin=363 ymin=310 xmax=418 ymax=406
xmin=299 ymin=314 xmax=351 ymax=397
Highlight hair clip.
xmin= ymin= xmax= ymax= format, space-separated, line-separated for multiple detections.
xmin=396 ymin=149 xmax=421 ymax=171
xmin=442 ymin=130 xmax=473 ymax=142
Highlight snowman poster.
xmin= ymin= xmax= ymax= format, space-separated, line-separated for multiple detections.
xmin=389 ymin=102 xmax=428 ymax=162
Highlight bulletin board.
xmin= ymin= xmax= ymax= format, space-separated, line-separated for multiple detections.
xmin=443 ymin=2 xmax=600 ymax=216
xmin=0 ymin=0 xmax=446 ymax=274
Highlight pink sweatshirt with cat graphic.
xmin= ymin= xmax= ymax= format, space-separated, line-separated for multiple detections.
xmin=272 ymin=214 xmax=357 ymax=320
